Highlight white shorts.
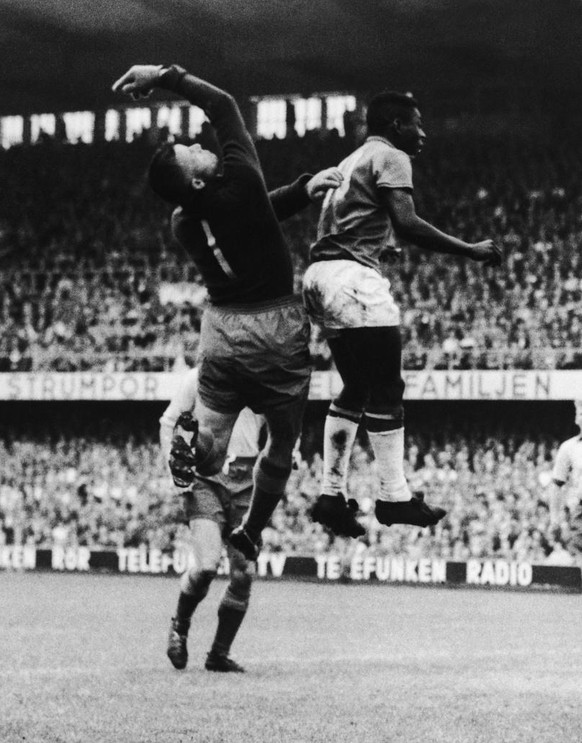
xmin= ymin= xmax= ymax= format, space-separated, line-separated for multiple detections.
xmin=302 ymin=260 xmax=400 ymax=331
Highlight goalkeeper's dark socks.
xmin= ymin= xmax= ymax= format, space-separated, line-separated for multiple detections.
xmin=174 ymin=592 xmax=199 ymax=632
xmin=211 ymin=605 xmax=246 ymax=657
xmin=243 ymin=487 xmax=282 ymax=540
xmin=243 ymin=457 xmax=291 ymax=538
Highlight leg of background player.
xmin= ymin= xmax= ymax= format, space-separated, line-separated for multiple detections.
xmin=167 ymin=518 xmax=222 ymax=670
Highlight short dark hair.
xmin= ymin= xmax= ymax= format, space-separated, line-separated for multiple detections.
xmin=366 ymin=92 xmax=419 ymax=136
xmin=148 ymin=143 xmax=191 ymax=205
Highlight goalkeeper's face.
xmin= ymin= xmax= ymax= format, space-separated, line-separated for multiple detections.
xmin=174 ymin=143 xmax=220 ymax=187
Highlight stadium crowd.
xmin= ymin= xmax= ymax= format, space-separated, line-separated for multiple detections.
xmin=1 ymin=128 xmax=582 ymax=371
xmin=0 ymin=411 xmax=579 ymax=565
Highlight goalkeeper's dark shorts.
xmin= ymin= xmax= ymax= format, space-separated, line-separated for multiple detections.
xmin=196 ymin=295 xmax=312 ymax=415
xmin=182 ymin=457 xmax=255 ymax=535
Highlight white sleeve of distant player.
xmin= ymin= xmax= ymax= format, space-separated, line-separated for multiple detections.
xmin=373 ymin=147 xmax=413 ymax=190
xmin=552 ymin=441 xmax=571 ymax=485
xmin=159 ymin=368 xmax=199 ymax=460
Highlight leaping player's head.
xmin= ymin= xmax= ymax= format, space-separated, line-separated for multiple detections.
xmin=148 ymin=142 xmax=220 ymax=205
xmin=366 ymin=91 xmax=426 ymax=158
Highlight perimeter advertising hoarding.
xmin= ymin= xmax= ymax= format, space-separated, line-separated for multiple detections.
xmin=0 ymin=370 xmax=580 ymax=401
xmin=1 ymin=546 xmax=579 ymax=591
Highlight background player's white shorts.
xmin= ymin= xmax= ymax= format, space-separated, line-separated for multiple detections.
xmin=302 ymin=259 xmax=400 ymax=331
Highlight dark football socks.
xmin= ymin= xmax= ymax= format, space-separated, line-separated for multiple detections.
xmin=211 ymin=604 xmax=247 ymax=656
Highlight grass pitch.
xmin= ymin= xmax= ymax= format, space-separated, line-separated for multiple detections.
xmin=1 ymin=572 xmax=581 ymax=743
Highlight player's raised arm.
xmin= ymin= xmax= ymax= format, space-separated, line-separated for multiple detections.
xmin=113 ymin=64 xmax=257 ymax=166
xmin=380 ymin=187 xmax=502 ymax=267
xmin=269 ymin=168 xmax=344 ymax=221
xmin=112 ymin=64 xmax=232 ymax=119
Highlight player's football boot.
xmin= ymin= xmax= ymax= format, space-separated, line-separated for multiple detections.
xmin=167 ymin=617 xmax=189 ymax=670
xmin=375 ymin=493 xmax=446 ymax=528
xmin=205 ymin=651 xmax=245 ymax=673
xmin=311 ymin=494 xmax=366 ymax=538
xmin=169 ymin=435 xmax=197 ymax=488
xmin=228 ymin=526 xmax=261 ymax=561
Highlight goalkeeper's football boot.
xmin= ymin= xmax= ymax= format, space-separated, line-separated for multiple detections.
xmin=311 ymin=494 xmax=366 ymax=538
xmin=375 ymin=493 xmax=446 ymax=528
xmin=167 ymin=617 xmax=189 ymax=670
xmin=205 ymin=651 xmax=245 ymax=673
xmin=228 ymin=526 xmax=261 ymax=561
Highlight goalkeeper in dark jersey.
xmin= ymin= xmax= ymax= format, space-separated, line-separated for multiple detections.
xmin=113 ymin=64 xmax=342 ymax=562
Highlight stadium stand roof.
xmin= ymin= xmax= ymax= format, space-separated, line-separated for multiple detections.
xmin=1 ymin=0 xmax=582 ymax=116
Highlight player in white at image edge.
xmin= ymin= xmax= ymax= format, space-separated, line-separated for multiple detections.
xmin=549 ymin=399 xmax=582 ymax=556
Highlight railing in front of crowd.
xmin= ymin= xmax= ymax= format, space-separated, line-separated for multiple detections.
xmin=0 ymin=348 xmax=580 ymax=373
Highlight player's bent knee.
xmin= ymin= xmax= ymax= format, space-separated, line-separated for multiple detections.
xmin=181 ymin=567 xmax=217 ymax=598
xmin=194 ymin=427 xmax=227 ymax=476
xmin=255 ymin=454 xmax=292 ymax=494
xmin=230 ymin=567 xmax=252 ymax=600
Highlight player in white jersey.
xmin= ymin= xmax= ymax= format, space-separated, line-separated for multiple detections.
xmin=550 ymin=400 xmax=582 ymax=552
xmin=160 ymin=367 xmax=264 ymax=673
xmin=303 ymin=91 xmax=502 ymax=537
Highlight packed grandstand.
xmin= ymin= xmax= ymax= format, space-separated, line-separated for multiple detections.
xmin=0 ymin=401 xmax=579 ymax=565
xmin=1 ymin=128 xmax=581 ymax=373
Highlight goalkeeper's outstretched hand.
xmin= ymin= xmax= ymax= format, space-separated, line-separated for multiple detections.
xmin=112 ymin=65 xmax=164 ymax=100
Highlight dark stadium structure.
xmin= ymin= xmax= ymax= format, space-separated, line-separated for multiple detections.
xmin=1 ymin=0 xmax=582 ymax=117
